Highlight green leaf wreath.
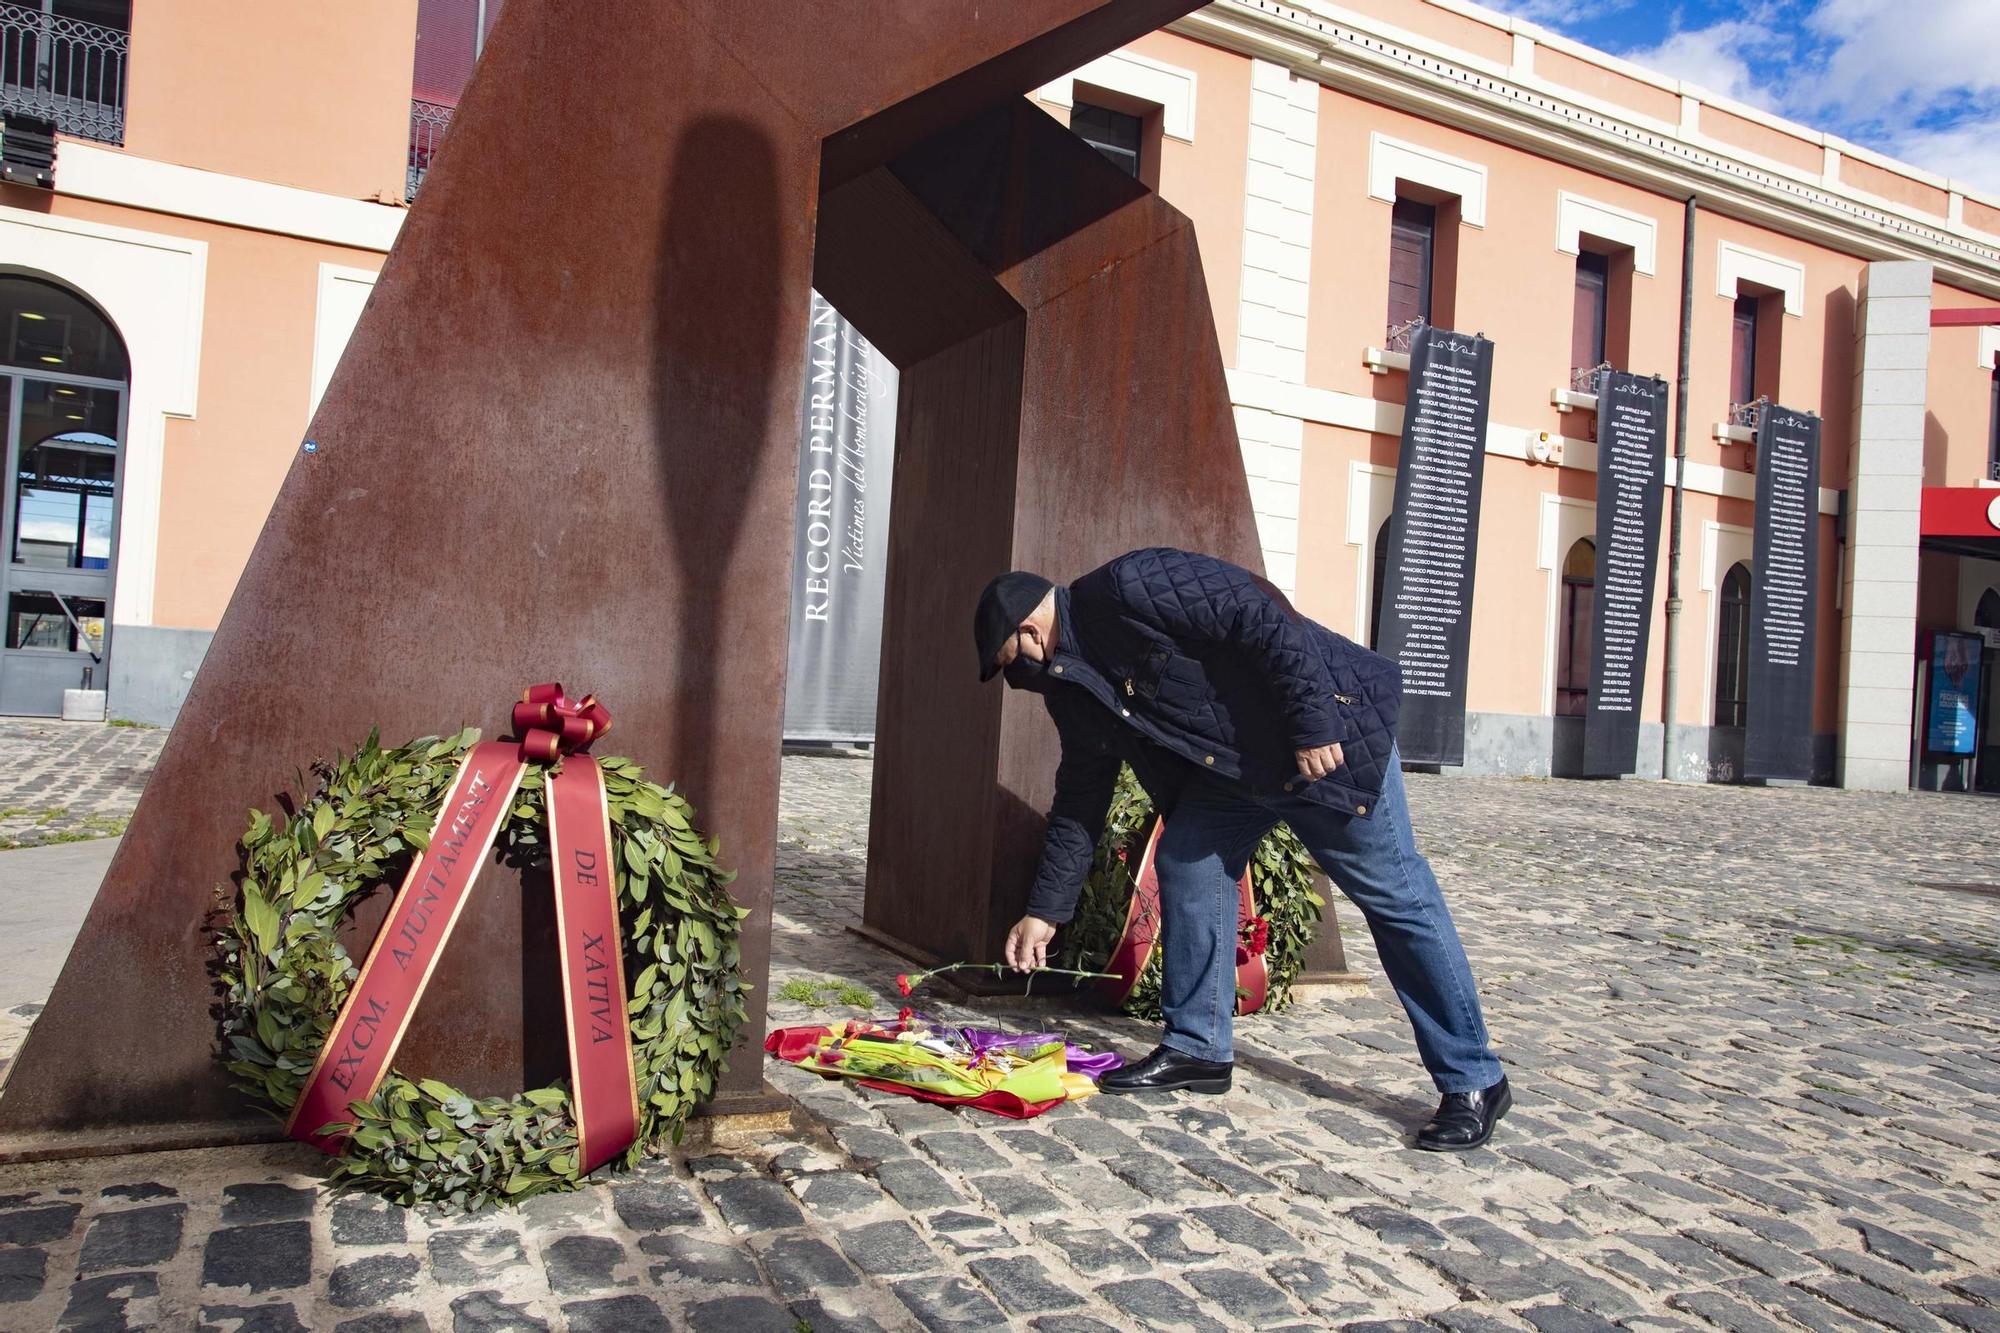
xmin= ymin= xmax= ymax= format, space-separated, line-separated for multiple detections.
xmin=214 ymin=729 xmax=747 ymax=1211
xmin=1056 ymin=765 xmax=1323 ymax=1018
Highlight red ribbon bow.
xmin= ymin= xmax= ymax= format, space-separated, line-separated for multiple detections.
xmin=512 ymin=682 xmax=611 ymax=764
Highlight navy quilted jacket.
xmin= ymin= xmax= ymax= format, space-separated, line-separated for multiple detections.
xmin=1024 ymin=547 xmax=1402 ymax=924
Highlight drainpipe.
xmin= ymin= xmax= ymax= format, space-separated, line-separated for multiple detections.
xmin=1662 ymin=196 xmax=1696 ymax=781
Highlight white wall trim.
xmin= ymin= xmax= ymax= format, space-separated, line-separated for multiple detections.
xmin=1700 ymin=520 xmax=1755 ymax=726
xmin=1040 ymin=49 xmax=1198 ymax=141
xmin=0 ymin=204 xmax=210 ymax=628
xmin=1536 ymin=493 xmax=1596 ymax=714
xmin=1716 ymin=239 xmax=1806 ymax=316
xmin=310 ymin=263 xmax=381 ymax=418
xmin=57 ymin=142 xmax=404 ymax=254
xmin=1344 ymin=461 xmax=1395 ymax=643
xmin=1556 ymin=190 xmax=1658 ymax=276
xmin=1979 ymin=325 xmax=2000 ymax=370
xmin=1367 ymin=131 xmax=1487 ymax=227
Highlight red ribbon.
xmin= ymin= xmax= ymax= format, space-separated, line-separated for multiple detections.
xmin=287 ymin=684 xmax=641 ymax=1175
xmin=1098 ymin=817 xmax=1268 ymax=1016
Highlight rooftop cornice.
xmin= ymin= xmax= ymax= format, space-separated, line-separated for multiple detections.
xmin=1171 ymin=0 xmax=2000 ymax=299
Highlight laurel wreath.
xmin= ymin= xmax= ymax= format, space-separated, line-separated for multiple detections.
xmin=1057 ymin=765 xmax=1323 ymax=1018
xmin=213 ymin=729 xmax=747 ymax=1210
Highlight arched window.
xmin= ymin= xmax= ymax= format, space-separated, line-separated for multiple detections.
xmin=1714 ymin=562 xmax=1752 ymax=728
xmin=1978 ymin=587 xmax=2000 ymax=630
xmin=1556 ymin=538 xmax=1595 ymax=717
xmin=1368 ymin=516 xmax=1391 ymax=650
xmin=0 ymin=274 xmax=129 ymax=714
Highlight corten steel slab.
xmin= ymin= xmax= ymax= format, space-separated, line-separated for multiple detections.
xmin=0 ymin=0 xmax=1203 ymax=1154
xmin=816 ymin=103 xmax=1267 ymax=968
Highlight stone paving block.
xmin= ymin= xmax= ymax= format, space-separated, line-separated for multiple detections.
xmin=1625 ymin=1232 xmax=1751 ymax=1284
xmin=1946 ymin=1275 xmax=2000 ymax=1305
xmin=1583 ymin=1244 xmax=1680 ymax=1293
xmin=1685 ymin=1227 xmax=1822 ymax=1280
xmin=1179 ymin=1153 xmax=1280 ymax=1196
xmin=1186 ymin=1266 xmax=1298 ymax=1321
xmin=1936 ymin=1306 xmax=2000 ymax=1333
xmin=924 ymin=1209 xmax=1014 ymax=1255
xmin=0 ymin=1201 xmax=79 ymax=1246
xmin=333 ymin=1314 xmax=431 ymax=1333
xmin=197 ymin=1302 xmax=311 ymax=1332
xmin=1128 ymin=1211 xmax=1227 ymax=1266
xmin=609 ymin=1179 xmax=703 ymax=1233
xmin=1667 ymin=1289 xmax=1792 ymax=1333
xmin=1185 ymin=1202 xmax=1305 ymax=1254
xmin=1104 ymin=1151 xmax=1205 ymax=1203
xmin=428 ymin=1228 xmax=528 ymax=1286
xmin=563 ymin=1293 xmax=674 ymax=1332
xmin=638 ymin=1232 xmax=762 ymax=1286
xmin=1810 ymin=1246 xmax=1951 ymax=1304
xmin=330 ymin=1196 xmax=407 ymax=1246
xmin=969 ymin=1255 xmax=1087 ymax=1315
xmin=1520 ymin=1305 xmax=1623 ymax=1333
xmin=832 ymin=1125 xmax=914 ymax=1163
xmin=706 ymin=1176 xmax=807 ymax=1234
xmin=1800 ymin=1276 xmax=1949 ymax=1330
xmin=837 ymin=1218 xmax=938 ymax=1278
xmin=77 ymin=1202 xmax=185 ymax=1273
xmin=1036 ymin=1221 xmax=1151 ymax=1277
xmin=328 ymin=1253 xmax=421 ymax=1308
xmin=1427 ymin=1307 xmax=1531 ymax=1333
xmin=1050 ymin=1117 xmax=1141 ymax=1157
xmin=1347 ymin=1204 xmax=1451 ymax=1249
xmin=995 ymin=1129 xmax=1078 ymax=1165
xmin=871 ymin=1158 xmax=963 ymax=1212
xmin=1841 ymin=1217 xmax=1950 ymax=1272
xmin=544 ymin=1234 xmax=629 ymax=1295
xmin=1028 ymin=1317 xmax=1122 ymax=1333
xmin=1439 ymin=1214 xmax=1540 ymax=1264
xmin=60 ymin=1271 xmax=159 ymax=1330
xmin=98 ymin=1182 xmax=177 ymax=1203
xmin=969 ymin=1171 xmax=1064 ymax=1217
xmin=894 ymin=1274 xmax=1014 ymax=1331
xmin=203 ymin=1220 xmax=313 ymax=1293
xmin=1719 ymin=1277 xmax=1877 ymax=1333
xmin=1096 ymin=1277 xmax=1229 ymax=1333
xmin=754 ymin=1233 xmax=859 ymax=1300
xmin=1527 ymin=1259 xmax=1644 ymax=1318
xmin=0 ymin=1247 xmax=46 ymax=1304
xmin=792 ymin=1170 xmax=889 ymax=1221
xmin=220 ymin=1183 xmax=316 ymax=1224
xmin=917 ymin=1131 xmax=1009 ymax=1174
xmin=449 ymin=1289 xmax=551 ymax=1333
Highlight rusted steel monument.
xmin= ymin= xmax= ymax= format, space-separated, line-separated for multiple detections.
xmin=0 ymin=0 xmax=1274 ymax=1159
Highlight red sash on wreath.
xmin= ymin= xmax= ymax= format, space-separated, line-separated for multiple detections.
xmin=286 ymin=684 xmax=642 ymax=1175
xmin=1099 ymin=817 xmax=1269 ymax=1015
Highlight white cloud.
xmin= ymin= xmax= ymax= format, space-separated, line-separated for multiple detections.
xmin=1618 ymin=16 xmax=1794 ymax=111
xmin=1807 ymin=0 xmax=2000 ymax=119
xmin=1878 ymin=121 xmax=2000 ymax=196
xmin=1470 ymin=0 xmax=1630 ymax=27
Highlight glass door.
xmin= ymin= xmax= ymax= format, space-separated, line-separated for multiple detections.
xmin=0 ymin=373 xmax=122 ymax=716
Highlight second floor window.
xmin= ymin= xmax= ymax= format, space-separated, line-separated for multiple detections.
xmin=1387 ymin=198 xmax=1435 ymax=334
xmin=1989 ymin=362 xmax=1998 ymax=482
xmin=1730 ymin=294 xmax=1759 ymax=408
xmin=1715 ymin=562 xmax=1751 ymax=728
xmin=1572 ymin=252 xmax=1609 ymax=377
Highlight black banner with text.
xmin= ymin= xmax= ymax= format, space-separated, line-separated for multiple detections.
xmin=1744 ymin=404 xmax=1821 ymax=780
xmin=1378 ymin=324 xmax=1495 ymax=766
xmin=1583 ymin=370 xmax=1668 ymax=776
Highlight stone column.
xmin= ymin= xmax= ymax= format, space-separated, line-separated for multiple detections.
xmin=1838 ymin=261 xmax=1930 ymax=789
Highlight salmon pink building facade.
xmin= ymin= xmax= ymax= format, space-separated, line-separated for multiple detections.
xmin=2 ymin=0 xmax=1996 ymax=791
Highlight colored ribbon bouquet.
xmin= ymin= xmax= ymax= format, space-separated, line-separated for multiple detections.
xmin=766 ymin=1011 xmax=1123 ymax=1119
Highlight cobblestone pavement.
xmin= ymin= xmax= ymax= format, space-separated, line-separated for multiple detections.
xmin=0 ymin=718 xmax=164 ymax=849
xmin=1 ymin=750 xmax=1997 ymax=1331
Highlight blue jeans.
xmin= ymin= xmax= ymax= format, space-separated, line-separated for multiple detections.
xmin=1152 ymin=747 xmax=1503 ymax=1094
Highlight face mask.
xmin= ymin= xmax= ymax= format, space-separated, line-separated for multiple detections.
xmin=1002 ymin=655 xmax=1054 ymax=693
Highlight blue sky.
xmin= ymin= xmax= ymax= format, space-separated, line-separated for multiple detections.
xmin=1477 ymin=0 xmax=2000 ymax=197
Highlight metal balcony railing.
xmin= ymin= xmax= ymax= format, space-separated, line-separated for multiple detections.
xmin=0 ymin=4 xmax=127 ymax=145
xmin=406 ymin=98 xmax=452 ymax=199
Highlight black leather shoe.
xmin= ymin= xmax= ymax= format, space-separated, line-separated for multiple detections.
xmin=1098 ymin=1045 xmax=1232 ymax=1095
xmin=1415 ymin=1076 xmax=1511 ymax=1151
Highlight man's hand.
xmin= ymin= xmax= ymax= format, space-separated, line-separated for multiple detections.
xmin=1294 ymin=742 xmax=1345 ymax=782
xmin=1004 ymin=915 xmax=1058 ymax=972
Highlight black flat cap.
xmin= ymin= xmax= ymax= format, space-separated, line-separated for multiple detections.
xmin=973 ymin=571 xmax=1054 ymax=681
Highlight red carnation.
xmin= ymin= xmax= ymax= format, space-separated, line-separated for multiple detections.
xmin=1244 ymin=917 xmax=1270 ymax=956
xmin=1116 ymin=847 xmax=1130 ymax=863
xmin=898 ymin=1006 xmax=914 ymax=1023
xmin=896 ymin=974 xmax=913 ymax=997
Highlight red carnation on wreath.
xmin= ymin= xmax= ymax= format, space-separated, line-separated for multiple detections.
xmin=1242 ymin=916 xmax=1270 ymax=956
xmin=896 ymin=974 xmax=913 ymax=997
